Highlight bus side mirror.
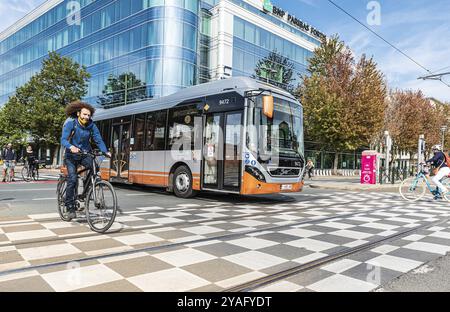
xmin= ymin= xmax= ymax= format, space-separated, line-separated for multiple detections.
xmin=263 ymin=95 xmax=274 ymax=118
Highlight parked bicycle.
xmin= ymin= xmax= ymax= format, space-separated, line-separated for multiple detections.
xmin=56 ymin=150 xmax=117 ymax=233
xmin=399 ymin=164 xmax=450 ymax=201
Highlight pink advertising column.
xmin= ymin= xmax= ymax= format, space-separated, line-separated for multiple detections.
xmin=361 ymin=151 xmax=378 ymax=185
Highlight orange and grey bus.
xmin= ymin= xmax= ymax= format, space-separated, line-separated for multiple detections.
xmin=93 ymin=77 xmax=306 ymax=198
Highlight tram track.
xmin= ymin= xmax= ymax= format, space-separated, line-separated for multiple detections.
xmin=224 ymin=216 xmax=450 ymax=292
xmin=0 ymin=201 xmax=409 ymax=278
xmin=0 ymin=197 xmax=385 ymax=249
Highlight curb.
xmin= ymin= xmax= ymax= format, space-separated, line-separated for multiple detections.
xmin=308 ymin=184 xmax=400 ymax=192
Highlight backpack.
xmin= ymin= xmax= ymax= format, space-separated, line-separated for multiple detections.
xmin=445 ymin=152 xmax=450 ymax=168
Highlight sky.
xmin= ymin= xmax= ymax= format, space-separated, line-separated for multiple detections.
xmin=0 ymin=0 xmax=449 ymax=101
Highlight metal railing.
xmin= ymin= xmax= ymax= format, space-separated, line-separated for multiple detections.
xmin=378 ymin=167 xmax=413 ymax=184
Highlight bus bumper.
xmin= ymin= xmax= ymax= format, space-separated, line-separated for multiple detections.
xmin=241 ymin=172 xmax=304 ymax=195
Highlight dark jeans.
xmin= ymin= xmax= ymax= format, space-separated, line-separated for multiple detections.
xmin=65 ymin=154 xmax=93 ymax=211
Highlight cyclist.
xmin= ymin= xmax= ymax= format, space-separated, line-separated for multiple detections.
xmin=24 ymin=145 xmax=38 ymax=177
xmin=61 ymin=101 xmax=111 ymax=220
xmin=425 ymin=144 xmax=450 ymax=200
xmin=2 ymin=143 xmax=16 ymax=182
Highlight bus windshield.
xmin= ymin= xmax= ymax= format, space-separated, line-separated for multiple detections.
xmin=247 ymin=96 xmax=304 ymax=161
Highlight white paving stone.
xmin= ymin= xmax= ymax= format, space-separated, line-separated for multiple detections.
xmin=366 ymin=255 xmax=423 ymax=273
xmin=128 ymin=268 xmax=209 ymax=291
xmin=308 ymin=275 xmax=377 ymax=292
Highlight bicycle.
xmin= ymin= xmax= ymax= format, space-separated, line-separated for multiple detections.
xmin=399 ymin=164 xmax=450 ymax=201
xmin=56 ymin=150 xmax=117 ymax=233
xmin=21 ymin=160 xmax=39 ymax=182
xmin=2 ymin=160 xmax=15 ymax=182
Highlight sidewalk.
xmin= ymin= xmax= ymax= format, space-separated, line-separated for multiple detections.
xmin=306 ymin=176 xmax=401 ymax=192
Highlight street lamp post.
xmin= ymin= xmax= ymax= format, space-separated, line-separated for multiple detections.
xmin=441 ymin=125 xmax=448 ymax=149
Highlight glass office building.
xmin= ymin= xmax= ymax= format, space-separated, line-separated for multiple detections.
xmin=0 ymin=0 xmax=323 ymax=108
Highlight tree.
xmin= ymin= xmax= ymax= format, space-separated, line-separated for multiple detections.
xmin=0 ymin=52 xmax=90 ymax=159
xmin=254 ymin=50 xmax=295 ymax=92
xmin=98 ymin=72 xmax=147 ymax=108
xmin=385 ymin=90 xmax=445 ymax=160
xmin=297 ymin=35 xmax=387 ymax=172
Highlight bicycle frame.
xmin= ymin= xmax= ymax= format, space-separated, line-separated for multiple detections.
xmin=410 ymin=171 xmax=441 ymax=194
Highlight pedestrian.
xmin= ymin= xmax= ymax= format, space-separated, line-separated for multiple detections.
xmin=24 ymin=145 xmax=38 ymax=175
xmin=306 ymin=159 xmax=315 ymax=179
xmin=2 ymin=143 xmax=16 ymax=182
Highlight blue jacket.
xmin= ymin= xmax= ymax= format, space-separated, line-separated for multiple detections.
xmin=61 ymin=118 xmax=107 ymax=155
xmin=427 ymin=151 xmax=448 ymax=168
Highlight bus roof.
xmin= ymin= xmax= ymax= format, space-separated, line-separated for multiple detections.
xmin=93 ymin=77 xmax=299 ymax=121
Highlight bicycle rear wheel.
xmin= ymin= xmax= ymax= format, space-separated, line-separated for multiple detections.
xmin=56 ymin=177 xmax=71 ymax=221
xmin=399 ymin=177 xmax=427 ymax=201
xmin=86 ymin=180 xmax=117 ymax=233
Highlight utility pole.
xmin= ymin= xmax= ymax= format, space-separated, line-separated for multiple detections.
xmin=418 ymin=134 xmax=425 ymax=173
xmin=384 ymin=131 xmax=392 ymax=179
xmin=441 ymin=125 xmax=448 ymax=149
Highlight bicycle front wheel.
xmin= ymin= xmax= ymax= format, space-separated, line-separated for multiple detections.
xmin=21 ymin=167 xmax=30 ymax=182
xmin=86 ymin=180 xmax=117 ymax=233
xmin=56 ymin=177 xmax=71 ymax=221
xmin=399 ymin=176 xmax=427 ymax=201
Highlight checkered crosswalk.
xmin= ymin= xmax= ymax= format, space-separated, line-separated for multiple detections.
xmin=1 ymin=192 xmax=450 ymax=292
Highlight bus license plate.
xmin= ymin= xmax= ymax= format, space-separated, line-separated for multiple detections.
xmin=281 ymin=184 xmax=292 ymax=191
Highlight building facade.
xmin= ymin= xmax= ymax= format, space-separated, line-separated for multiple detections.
xmin=0 ymin=0 xmax=323 ymax=109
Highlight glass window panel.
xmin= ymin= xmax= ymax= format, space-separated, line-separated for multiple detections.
xmin=164 ymin=59 xmax=183 ymax=85
xmin=131 ymin=26 xmax=142 ymax=51
xmin=185 ymin=0 xmax=198 ymax=13
xmin=164 ymin=20 xmax=183 ymax=47
xmin=131 ymin=0 xmax=143 ymax=14
xmin=234 ymin=17 xmax=244 ymax=39
xmin=183 ymin=23 xmax=197 ymax=50
xmin=233 ymin=48 xmax=244 ymax=72
xmin=148 ymin=20 xmax=163 ymax=45
xmin=166 ymin=0 xmax=183 ymax=8
xmin=147 ymin=59 xmax=163 ymax=85
xmin=244 ymin=21 xmax=255 ymax=43
xmin=92 ymin=11 xmax=101 ymax=32
xmin=120 ymin=0 xmax=131 ymax=19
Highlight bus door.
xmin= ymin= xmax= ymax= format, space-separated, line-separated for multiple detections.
xmin=111 ymin=121 xmax=131 ymax=182
xmin=202 ymin=111 xmax=242 ymax=192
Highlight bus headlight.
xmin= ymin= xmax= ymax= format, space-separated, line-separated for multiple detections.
xmin=245 ymin=166 xmax=266 ymax=183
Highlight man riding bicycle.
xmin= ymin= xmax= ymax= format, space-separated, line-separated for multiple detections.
xmin=425 ymin=144 xmax=450 ymax=200
xmin=2 ymin=143 xmax=16 ymax=182
xmin=61 ymin=101 xmax=111 ymax=220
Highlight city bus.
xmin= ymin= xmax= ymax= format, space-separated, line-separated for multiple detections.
xmin=93 ymin=76 xmax=306 ymax=198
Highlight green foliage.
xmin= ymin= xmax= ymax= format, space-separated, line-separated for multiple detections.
xmin=0 ymin=52 xmax=90 ymax=149
xmin=254 ymin=50 xmax=295 ymax=92
xmin=98 ymin=72 xmax=147 ymax=108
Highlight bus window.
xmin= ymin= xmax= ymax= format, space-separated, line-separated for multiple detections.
xmin=145 ymin=110 xmax=167 ymax=151
xmin=154 ymin=111 xmax=167 ymax=150
xmin=168 ymin=105 xmax=200 ymax=151
xmin=133 ymin=114 xmax=145 ymax=151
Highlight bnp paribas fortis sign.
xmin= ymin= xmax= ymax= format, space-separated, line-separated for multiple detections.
xmin=261 ymin=0 xmax=326 ymax=41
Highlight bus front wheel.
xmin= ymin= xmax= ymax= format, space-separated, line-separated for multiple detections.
xmin=173 ymin=166 xmax=198 ymax=198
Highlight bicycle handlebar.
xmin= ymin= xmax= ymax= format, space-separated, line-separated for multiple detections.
xmin=72 ymin=149 xmax=111 ymax=158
